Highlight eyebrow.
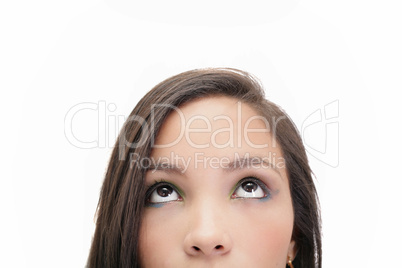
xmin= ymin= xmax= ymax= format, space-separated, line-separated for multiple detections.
xmin=224 ymin=156 xmax=280 ymax=174
xmin=144 ymin=156 xmax=282 ymax=177
xmin=145 ymin=164 xmax=184 ymax=175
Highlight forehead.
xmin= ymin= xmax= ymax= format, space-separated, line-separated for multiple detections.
xmin=151 ymin=96 xmax=283 ymax=161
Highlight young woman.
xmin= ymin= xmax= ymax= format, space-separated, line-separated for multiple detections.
xmin=87 ymin=68 xmax=322 ymax=267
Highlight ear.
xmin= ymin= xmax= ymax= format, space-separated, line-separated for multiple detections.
xmin=287 ymin=240 xmax=297 ymax=260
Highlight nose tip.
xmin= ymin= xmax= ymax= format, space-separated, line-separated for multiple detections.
xmin=184 ymin=230 xmax=232 ymax=257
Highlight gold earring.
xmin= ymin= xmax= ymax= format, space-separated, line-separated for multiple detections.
xmin=287 ymin=256 xmax=294 ymax=268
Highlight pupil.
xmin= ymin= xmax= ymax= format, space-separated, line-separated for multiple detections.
xmin=157 ymin=185 xmax=173 ymax=197
xmin=242 ymin=181 xmax=257 ymax=192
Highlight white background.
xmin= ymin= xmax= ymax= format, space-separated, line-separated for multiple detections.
xmin=1 ymin=0 xmax=401 ymax=267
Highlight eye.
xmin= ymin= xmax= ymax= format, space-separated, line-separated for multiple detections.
xmin=232 ymin=177 xmax=269 ymax=199
xmin=147 ymin=182 xmax=182 ymax=204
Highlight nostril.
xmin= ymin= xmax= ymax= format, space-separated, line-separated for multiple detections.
xmin=215 ymin=245 xmax=223 ymax=250
xmin=193 ymin=246 xmax=200 ymax=251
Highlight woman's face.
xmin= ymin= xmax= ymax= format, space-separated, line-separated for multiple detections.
xmin=139 ymin=96 xmax=296 ymax=267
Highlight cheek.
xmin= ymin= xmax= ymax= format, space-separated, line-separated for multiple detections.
xmin=139 ymin=209 xmax=184 ymax=266
xmin=255 ymin=220 xmax=292 ymax=254
xmin=233 ymin=202 xmax=294 ymax=264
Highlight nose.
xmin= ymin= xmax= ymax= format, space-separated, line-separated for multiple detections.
xmin=183 ymin=201 xmax=233 ymax=257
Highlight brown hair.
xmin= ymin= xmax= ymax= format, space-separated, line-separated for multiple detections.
xmin=87 ymin=68 xmax=322 ymax=267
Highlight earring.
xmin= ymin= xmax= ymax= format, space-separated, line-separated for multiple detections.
xmin=287 ymin=256 xmax=294 ymax=268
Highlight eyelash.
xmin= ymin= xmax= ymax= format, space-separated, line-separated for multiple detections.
xmin=145 ymin=180 xmax=183 ymax=205
xmin=231 ymin=176 xmax=270 ymax=199
xmin=145 ymin=177 xmax=270 ymax=205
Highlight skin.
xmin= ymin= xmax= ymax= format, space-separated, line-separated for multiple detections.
xmin=139 ymin=96 xmax=296 ymax=268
